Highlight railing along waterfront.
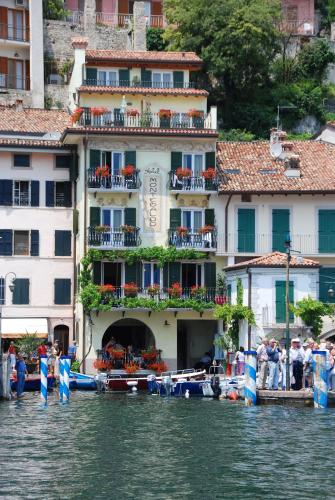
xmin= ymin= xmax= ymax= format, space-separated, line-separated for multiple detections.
xmin=168 ymin=229 xmax=217 ymax=250
xmin=87 ymin=169 xmax=140 ymax=191
xmin=168 ymin=172 xmax=218 ymax=192
xmin=0 ymin=24 xmax=29 ymax=42
xmin=88 ymin=226 xmax=141 ymax=248
xmin=215 ymin=233 xmax=335 ymax=256
xmin=79 ymin=109 xmax=213 ymax=130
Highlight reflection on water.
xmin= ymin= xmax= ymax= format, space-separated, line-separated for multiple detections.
xmin=0 ymin=392 xmax=334 ymax=499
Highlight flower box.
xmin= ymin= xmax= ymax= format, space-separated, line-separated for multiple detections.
xmin=187 ymin=108 xmax=202 ymax=118
xmin=123 ymin=282 xmax=139 ymax=297
xmin=93 ymin=359 xmax=111 ymax=371
xmin=121 ymin=165 xmax=135 ymax=177
xmin=91 ymin=107 xmax=108 ymax=116
xmin=202 ymin=168 xmax=216 ymax=180
xmin=98 ymin=284 xmax=116 ymax=294
xmin=190 ymin=285 xmax=207 ymax=299
xmin=125 ymin=363 xmax=140 ymax=374
xmin=148 ymin=361 xmax=168 ymax=374
xmin=95 ymin=225 xmax=110 ymax=233
xmin=120 ymin=225 xmax=136 ymax=234
xmin=198 ymin=225 xmax=214 ymax=234
xmin=126 ymin=108 xmax=140 ymax=117
xmin=176 ymin=167 xmax=192 ymax=178
xmin=176 ymin=226 xmax=189 ymax=237
xmin=167 ymin=282 xmax=182 ymax=298
xmin=141 ymin=349 xmax=157 ymax=361
xmin=158 ymin=109 xmax=173 ymax=119
xmin=95 ymin=165 xmax=109 ymax=177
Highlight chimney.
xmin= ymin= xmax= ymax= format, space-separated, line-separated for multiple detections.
xmin=284 ymin=154 xmax=301 ymax=178
xmin=15 ymin=99 xmax=23 ymax=112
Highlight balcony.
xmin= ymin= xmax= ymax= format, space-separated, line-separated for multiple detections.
xmin=0 ymin=24 xmax=29 ymax=42
xmin=95 ymin=13 xmax=166 ymax=28
xmin=168 ymin=171 xmax=218 ymax=194
xmin=77 ymin=109 xmax=215 ymax=131
xmin=88 ymin=226 xmax=141 ymax=248
xmin=0 ymin=75 xmax=30 ymax=91
xmin=169 ymin=228 xmax=217 ymax=251
xmin=87 ymin=168 xmax=140 ymax=193
xmin=82 ymin=78 xmax=199 ymax=89
xmin=215 ymin=233 xmax=335 ymax=256
xmin=279 ymin=18 xmax=315 ymax=36
xmin=63 ymin=10 xmax=84 ymax=25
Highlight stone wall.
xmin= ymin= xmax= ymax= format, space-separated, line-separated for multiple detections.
xmin=0 ymin=90 xmax=33 ymax=108
xmin=44 ymin=84 xmax=70 ymax=109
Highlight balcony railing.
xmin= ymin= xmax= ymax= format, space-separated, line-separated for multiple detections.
xmin=98 ymin=286 xmax=225 ymax=304
xmin=82 ymin=78 xmax=198 ymax=89
xmin=0 ymin=74 xmax=30 ymax=91
xmin=88 ymin=226 xmax=141 ymax=248
xmin=169 ymin=229 xmax=217 ymax=251
xmin=88 ymin=169 xmax=140 ymax=191
xmin=78 ymin=109 xmax=214 ymax=131
xmin=64 ymin=10 xmax=84 ymax=25
xmin=0 ymin=24 xmax=29 ymax=42
xmin=169 ymin=172 xmax=218 ymax=193
xmin=215 ymin=233 xmax=335 ymax=256
xmin=279 ymin=18 xmax=315 ymax=35
xmin=148 ymin=15 xmax=166 ymax=28
xmin=95 ymin=13 xmax=165 ymax=28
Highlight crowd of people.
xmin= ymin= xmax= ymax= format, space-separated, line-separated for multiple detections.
xmin=256 ymin=337 xmax=335 ymax=391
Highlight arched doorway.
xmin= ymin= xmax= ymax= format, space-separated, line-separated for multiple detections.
xmin=54 ymin=325 xmax=69 ymax=355
xmin=102 ymin=319 xmax=155 ymax=352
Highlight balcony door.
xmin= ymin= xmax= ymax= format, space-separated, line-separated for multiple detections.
xmin=102 ymin=151 xmax=123 ymax=175
xmin=102 ymin=208 xmax=123 ymax=230
xmin=8 ymin=10 xmax=24 ymax=41
xmin=8 ymin=59 xmax=24 ymax=90
xmin=181 ymin=263 xmax=202 ymax=289
xmin=103 ymin=262 xmax=122 ymax=288
xmin=183 ymin=153 xmax=204 ymax=176
xmin=182 ymin=209 xmax=203 ymax=232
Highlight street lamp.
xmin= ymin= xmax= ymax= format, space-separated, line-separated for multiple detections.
xmin=0 ymin=272 xmax=17 ymax=357
xmin=284 ymin=233 xmax=292 ymax=391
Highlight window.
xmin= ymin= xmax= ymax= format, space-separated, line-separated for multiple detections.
xmin=275 ymin=280 xmax=294 ymax=323
xmin=54 ymin=278 xmax=71 ymax=305
xmin=182 ymin=209 xmax=203 ymax=232
xmin=182 ymin=153 xmax=204 ymax=176
xmin=102 ymin=208 xmax=123 ymax=228
xmin=8 ymin=9 xmax=24 ymax=41
xmin=143 ymin=263 xmax=161 ymax=288
xmin=13 ymin=153 xmax=30 ymax=168
xmin=97 ymin=70 xmax=118 ymax=86
xmin=237 ymin=208 xmax=255 ymax=252
xmin=101 ymin=151 xmax=123 ymax=175
xmin=55 ymin=155 xmax=71 ymax=169
xmin=152 ymin=71 xmax=172 ymax=88
xmin=181 ymin=263 xmax=202 ymax=288
xmin=55 ymin=230 xmax=72 ymax=256
xmin=13 ymin=180 xmax=30 ymax=206
xmin=0 ymin=277 xmax=4 ymax=305
xmin=46 ymin=181 xmax=72 ymax=208
xmin=13 ymin=230 xmax=29 ymax=255
xmin=12 ymin=278 xmax=29 ymax=305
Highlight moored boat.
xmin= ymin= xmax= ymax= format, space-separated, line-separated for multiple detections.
xmin=69 ymin=371 xmax=97 ymax=390
xmin=11 ymin=374 xmax=56 ymax=392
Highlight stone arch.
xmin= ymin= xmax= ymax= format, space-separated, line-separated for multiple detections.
xmin=101 ymin=318 xmax=155 ymax=351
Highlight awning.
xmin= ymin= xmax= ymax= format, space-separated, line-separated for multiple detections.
xmin=1 ymin=318 xmax=48 ymax=339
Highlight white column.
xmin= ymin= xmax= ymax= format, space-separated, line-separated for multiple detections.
xmin=29 ymin=0 xmax=44 ymax=108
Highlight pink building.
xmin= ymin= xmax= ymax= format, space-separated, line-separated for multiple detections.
xmin=281 ymin=0 xmax=315 ymax=35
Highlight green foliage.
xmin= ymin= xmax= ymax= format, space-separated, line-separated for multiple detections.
xmin=291 ymin=296 xmax=335 ymax=338
xmin=292 ymin=40 xmax=335 ymax=82
xmin=44 ymin=96 xmax=53 ymax=110
xmin=236 ymin=278 xmax=243 ymax=306
xmin=285 ymin=132 xmax=313 ymax=141
xmin=146 ymin=28 xmax=168 ymax=51
xmin=218 ymin=129 xmax=255 ymax=142
xmin=43 ymin=0 xmax=68 ymax=20
xmin=71 ymin=360 xmax=80 ymax=373
xmin=15 ymin=335 xmax=41 ymax=358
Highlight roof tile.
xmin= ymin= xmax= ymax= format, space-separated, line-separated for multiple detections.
xmin=79 ymin=85 xmax=208 ymax=97
xmin=86 ymin=50 xmax=202 ymax=65
xmin=0 ymin=107 xmax=71 ymax=134
xmin=225 ymin=252 xmax=320 ymax=271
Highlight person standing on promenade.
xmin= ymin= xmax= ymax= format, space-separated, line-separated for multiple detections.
xmin=235 ymin=347 xmax=245 ymax=375
xmin=257 ymin=338 xmax=269 ymax=389
xmin=68 ymin=341 xmax=77 ymax=366
xmin=8 ymin=341 xmax=16 ymax=370
xmin=303 ymin=339 xmax=314 ymax=389
xmin=290 ymin=339 xmax=304 ymax=390
xmin=266 ymin=339 xmax=280 ymax=390
xmin=15 ymin=353 xmax=27 ymax=398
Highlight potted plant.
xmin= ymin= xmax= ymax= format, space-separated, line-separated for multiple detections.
xmin=98 ymin=284 xmax=116 ymax=294
xmin=125 ymin=362 xmax=140 ymax=374
xmin=70 ymin=107 xmax=83 ymax=125
xmin=121 ymin=164 xmax=135 ymax=177
xmin=120 ymin=225 xmax=136 ymax=233
xmin=176 ymin=167 xmax=192 ymax=178
xmin=190 ymin=285 xmax=207 ymax=300
xmin=95 ymin=225 xmax=109 ymax=233
xmin=158 ymin=109 xmax=172 ymax=128
xmin=176 ymin=226 xmax=189 ymax=237
xmin=95 ymin=165 xmax=109 ymax=177
xmin=148 ymin=361 xmax=168 ymax=374
xmin=187 ymin=108 xmax=202 ymax=118
xmin=198 ymin=225 xmax=214 ymax=234
xmin=123 ymin=282 xmax=139 ymax=297
xmin=90 ymin=107 xmax=108 ymax=117
xmin=126 ymin=108 xmax=140 ymax=117
xmin=110 ymin=349 xmax=125 ymax=359
xmin=141 ymin=347 xmax=157 ymax=361
xmin=147 ymin=284 xmax=160 ymax=298
xmin=202 ymin=168 xmax=216 ymax=180
xmin=93 ymin=359 xmax=111 ymax=371
xmin=167 ymin=282 xmax=182 ymax=298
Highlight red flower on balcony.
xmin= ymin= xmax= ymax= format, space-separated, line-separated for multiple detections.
xmin=176 ymin=167 xmax=192 ymax=178
xmin=168 ymin=282 xmax=182 ymax=298
xmin=126 ymin=108 xmax=140 ymax=117
xmin=123 ymin=282 xmax=139 ymax=297
xmin=70 ymin=107 xmax=83 ymax=124
xmin=98 ymin=284 xmax=116 ymax=294
xmin=148 ymin=361 xmax=168 ymax=374
xmin=95 ymin=165 xmax=109 ymax=177
xmin=176 ymin=226 xmax=189 ymax=237
xmin=121 ymin=164 xmax=135 ymax=177
xmin=198 ymin=225 xmax=214 ymax=234
xmin=158 ymin=109 xmax=173 ymax=118
xmin=187 ymin=108 xmax=203 ymax=118
xmin=147 ymin=284 xmax=160 ymax=297
xmin=93 ymin=359 xmax=112 ymax=371
xmin=215 ymin=296 xmax=227 ymax=305
xmin=125 ymin=362 xmax=140 ymax=374
xmin=91 ymin=107 xmax=108 ymax=116
xmin=202 ymin=168 xmax=216 ymax=180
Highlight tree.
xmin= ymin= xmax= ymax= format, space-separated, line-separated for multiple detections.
xmin=146 ymin=28 xmax=168 ymax=51
xmin=43 ymin=0 xmax=68 ymax=20
xmin=291 ymin=296 xmax=335 ymax=338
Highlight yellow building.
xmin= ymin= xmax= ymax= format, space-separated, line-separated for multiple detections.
xmin=63 ymin=38 xmax=224 ymax=373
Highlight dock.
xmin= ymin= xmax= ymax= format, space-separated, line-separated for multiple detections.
xmin=257 ymin=389 xmax=335 ymax=407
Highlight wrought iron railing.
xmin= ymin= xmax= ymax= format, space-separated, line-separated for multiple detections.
xmin=96 ymin=12 xmax=133 ymax=27
xmin=0 ymin=74 xmax=30 ymax=91
xmin=82 ymin=78 xmax=198 ymax=89
xmin=88 ymin=227 xmax=141 ymax=248
xmin=168 ymin=172 xmax=218 ymax=192
xmin=0 ymin=23 xmax=29 ymax=42
xmin=78 ymin=109 xmax=212 ymax=130
xmin=168 ymin=229 xmax=217 ymax=250
xmin=88 ymin=169 xmax=140 ymax=190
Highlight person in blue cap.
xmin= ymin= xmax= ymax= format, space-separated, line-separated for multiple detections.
xmin=15 ymin=353 xmax=28 ymax=398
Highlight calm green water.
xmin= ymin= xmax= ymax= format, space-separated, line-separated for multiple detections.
xmin=0 ymin=392 xmax=334 ymax=500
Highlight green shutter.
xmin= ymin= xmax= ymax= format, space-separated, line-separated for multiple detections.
xmin=54 ymin=279 xmax=71 ymax=305
xmin=173 ymin=71 xmax=184 ymax=88
xmin=119 ymin=69 xmax=130 ymax=87
xmin=170 ymin=209 xmax=181 ymax=230
xmin=125 ymin=262 xmax=142 ymax=286
xmin=205 ymin=209 xmax=215 ymax=226
xmin=168 ymin=262 xmax=181 ymax=286
xmin=205 ymin=152 xmax=216 ymax=170
xmin=319 ymin=210 xmax=335 ymax=253
xmin=55 ymin=230 xmax=71 ymax=256
xmin=86 ymin=67 xmax=97 ymax=84
xmin=90 ymin=207 xmax=101 ymax=227
xmin=90 ymin=149 xmax=100 ymax=169
xmin=319 ymin=268 xmax=335 ymax=303
xmin=204 ymin=262 xmax=216 ymax=299
xmin=70 ymin=153 xmax=79 ymax=182
xmin=30 ymin=230 xmax=39 ymax=256
xmin=12 ymin=278 xmax=29 ymax=305
xmin=124 ymin=151 xmax=136 ymax=167
xmin=171 ymin=152 xmax=182 ymax=173
xmin=227 ymin=284 xmax=232 ymax=303
xmin=124 ymin=207 xmax=136 ymax=226
xmin=141 ymin=68 xmax=152 ymax=87
xmin=93 ymin=262 xmax=102 ymax=285
xmin=272 ymin=209 xmax=290 ymax=252
xmin=275 ymin=280 xmax=294 ymax=323
xmin=238 ymin=208 xmax=255 ymax=252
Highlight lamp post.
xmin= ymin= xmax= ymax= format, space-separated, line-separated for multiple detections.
xmin=0 ymin=272 xmax=17 ymax=356
xmin=284 ymin=234 xmax=291 ymax=391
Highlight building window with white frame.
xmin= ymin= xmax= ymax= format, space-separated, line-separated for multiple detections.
xmin=152 ymin=71 xmax=172 ymax=88
xmin=182 ymin=209 xmax=204 ymax=232
xmin=97 ymin=69 xmax=119 ymax=86
xmin=143 ymin=263 xmax=161 ymax=288
xmin=13 ymin=180 xmax=30 ymax=206
xmin=13 ymin=230 xmax=29 ymax=256
xmin=101 ymin=151 xmax=124 ymax=175
xmin=183 ymin=153 xmax=204 ymax=176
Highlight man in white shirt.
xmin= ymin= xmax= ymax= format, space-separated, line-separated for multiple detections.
xmin=257 ymin=338 xmax=269 ymax=389
xmin=290 ymin=338 xmax=304 ymax=390
xmin=303 ymin=338 xmax=314 ymax=388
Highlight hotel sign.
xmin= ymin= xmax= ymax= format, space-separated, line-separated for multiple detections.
xmin=143 ymin=168 xmax=161 ymax=232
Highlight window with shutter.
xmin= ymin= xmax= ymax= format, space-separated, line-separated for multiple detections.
xmin=124 ymin=262 xmax=142 ymax=286
xmin=275 ymin=281 xmax=294 ymax=323
xmin=12 ymin=278 xmax=29 ymax=305
xmin=319 ymin=268 xmax=335 ymax=303
xmin=46 ymin=181 xmax=55 ymax=207
xmin=13 ymin=153 xmax=30 ymax=168
xmin=54 ymin=279 xmax=71 ymax=305
xmin=55 ymin=230 xmax=71 ymax=256
xmin=141 ymin=68 xmax=152 ymax=87
xmin=170 ymin=209 xmax=181 ymax=230
xmin=171 ymin=152 xmax=182 ymax=173
xmin=13 ymin=230 xmax=29 ymax=255
xmin=30 ymin=230 xmax=39 ymax=256
xmin=30 ymin=181 xmax=39 ymax=207
xmin=90 ymin=207 xmax=101 ymax=227
xmin=0 ymin=229 xmax=12 ymax=256
xmin=124 ymin=151 xmax=136 ymax=167
xmin=238 ymin=208 xmax=255 ymax=252
xmin=168 ymin=262 xmax=181 ymax=287
xmin=173 ymin=71 xmax=184 ymax=88
xmin=0 ymin=179 xmax=13 ymax=206
xmin=205 ymin=209 xmax=215 ymax=226
xmin=119 ymin=69 xmax=130 ymax=87
xmin=205 ymin=152 xmax=216 ymax=170
xmin=272 ymin=209 xmax=290 ymax=252
xmin=90 ymin=149 xmax=101 ymax=169
xmin=86 ymin=67 xmax=97 ymax=85
xmin=93 ymin=261 xmax=102 ymax=285
xmin=319 ymin=210 xmax=335 ymax=253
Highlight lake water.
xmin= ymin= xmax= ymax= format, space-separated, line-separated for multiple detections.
xmin=0 ymin=392 xmax=334 ymax=500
